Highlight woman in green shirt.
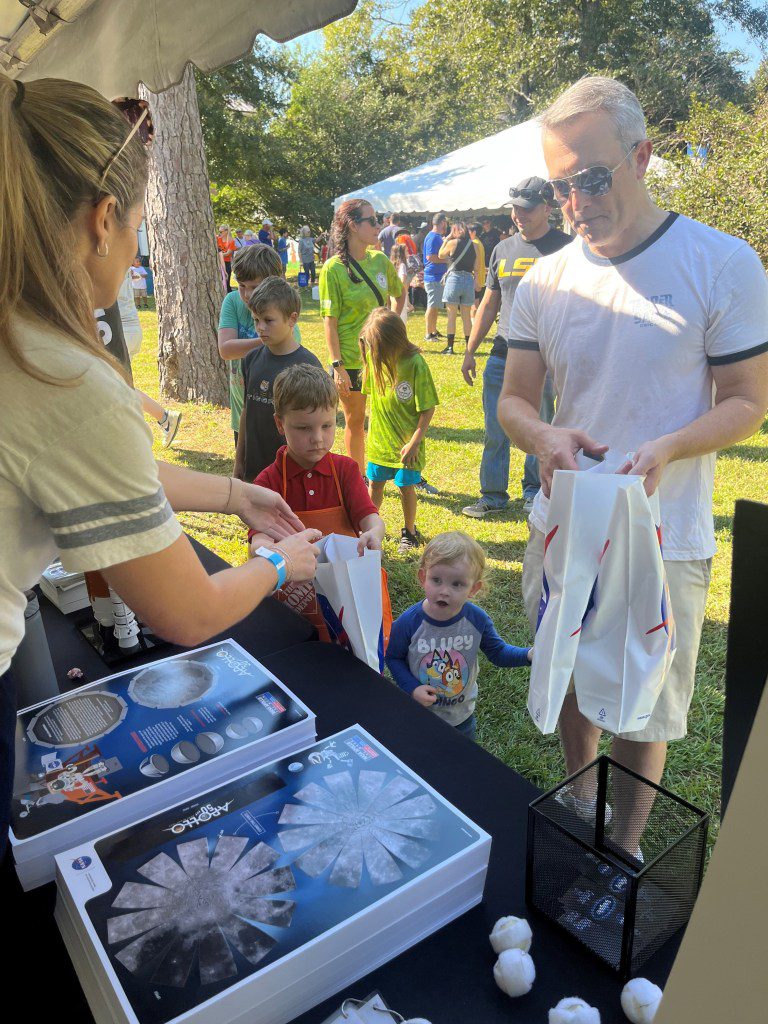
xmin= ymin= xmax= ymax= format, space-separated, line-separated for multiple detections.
xmin=319 ymin=199 xmax=404 ymax=473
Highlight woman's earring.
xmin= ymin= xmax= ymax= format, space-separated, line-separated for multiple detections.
xmin=96 ymin=242 xmax=109 ymax=258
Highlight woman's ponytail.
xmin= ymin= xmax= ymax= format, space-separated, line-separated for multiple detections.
xmin=0 ymin=73 xmax=148 ymax=384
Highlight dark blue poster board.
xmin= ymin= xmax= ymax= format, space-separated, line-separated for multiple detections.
xmin=13 ymin=640 xmax=310 ymax=842
xmin=62 ymin=727 xmax=485 ymax=1024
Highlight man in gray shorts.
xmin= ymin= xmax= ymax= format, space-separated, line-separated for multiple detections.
xmin=422 ymin=212 xmax=448 ymax=343
xmin=499 ymin=76 xmax=768 ymax=853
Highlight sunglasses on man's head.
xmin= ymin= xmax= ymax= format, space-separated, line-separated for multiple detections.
xmin=541 ymin=142 xmax=640 ymax=206
xmin=509 ymin=187 xmax=545 ymax=202
xmin=354 ymin=215 xmax=379 ymax=227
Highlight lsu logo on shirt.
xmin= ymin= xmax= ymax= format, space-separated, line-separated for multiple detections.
xmin=497 ymin=256 xmax=537 ymax=279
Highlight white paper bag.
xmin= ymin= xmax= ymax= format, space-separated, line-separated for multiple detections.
xmin=528 ymin=455 xmax=676 ymax=735
xmin=314 ymin=534 xmax=386 ymax=671
xmin=572 ymin=482 xmax=676 ymax=733
xmin=527 ymin=463 xmax=634 ymax=733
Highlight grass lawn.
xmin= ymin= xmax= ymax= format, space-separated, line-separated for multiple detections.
xmin=133 ymin=285 xmax=768 ymax=847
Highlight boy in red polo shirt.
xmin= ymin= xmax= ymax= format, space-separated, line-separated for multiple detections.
xmin=249 ymin=364 xmax=386 ymax=638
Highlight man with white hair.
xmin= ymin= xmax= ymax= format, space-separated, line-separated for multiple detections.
xmin=499 ymin=76 xmax=768 ymax=852
xmin=258 ymin=219 xmax=274 ymax=247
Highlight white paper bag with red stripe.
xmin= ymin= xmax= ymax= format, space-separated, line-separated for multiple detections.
xmin=572 ymin=482 xmax=676 ymax=733
xmin=527 ymin=464 xmax=635 ymax=733
xmin=528 ymin=458 xmax=676 ymax=735
xmin=313 ymin=533 xmax=386 ymax=672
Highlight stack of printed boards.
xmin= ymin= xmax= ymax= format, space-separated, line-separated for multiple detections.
xmin=10 ymin=640 xmax=316 ymax=890
xmin=55 ymin=725 xmax=492 ymax=1024
xmin=39 ymin=559 xmax=90 ymax=613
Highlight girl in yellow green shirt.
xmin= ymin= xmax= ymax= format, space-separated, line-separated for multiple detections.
xmin=361 ymin=308 xmax=438 ymax=553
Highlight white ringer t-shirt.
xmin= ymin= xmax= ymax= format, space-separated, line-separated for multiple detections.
xmin=507 ymin=212 xmax=768 ymax=560
xmin=0 ymin=317 xmax=182 ymax=674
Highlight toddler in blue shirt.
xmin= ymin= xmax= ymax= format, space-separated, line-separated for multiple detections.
xmin=386 ymin=531 xmax=532 ymax=741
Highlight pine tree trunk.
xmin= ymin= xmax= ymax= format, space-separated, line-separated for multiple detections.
xmin=139 ymin=65 xmax=228 ymax=405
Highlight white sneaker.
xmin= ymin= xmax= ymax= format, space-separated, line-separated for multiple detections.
xmin=556 ymin=789 xmax=614 ymax=826
xmin=160 ymin=409 xmax=182 ymax=449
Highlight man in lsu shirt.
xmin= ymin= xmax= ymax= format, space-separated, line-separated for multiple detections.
xmin=461 ymin=177 xmax=570 ymax=519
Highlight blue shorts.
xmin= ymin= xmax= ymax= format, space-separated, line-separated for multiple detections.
xmin=442 ymin=270 xmax=475 ymax=307
xmin=367 ymin=462 xmax=422 ymax=487
xmin=424 ymin=279 xmax=444 ymax=309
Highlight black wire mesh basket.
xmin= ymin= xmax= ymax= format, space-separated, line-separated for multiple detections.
xmin=526 ymin=755 xmax=708 ymax=978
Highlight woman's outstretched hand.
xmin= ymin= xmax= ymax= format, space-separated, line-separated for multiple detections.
xmin=238 ymin=482 xmax=305 ymax=539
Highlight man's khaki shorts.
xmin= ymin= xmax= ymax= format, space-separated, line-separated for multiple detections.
xmin=521 ymin=527 xmax=711 ymax=742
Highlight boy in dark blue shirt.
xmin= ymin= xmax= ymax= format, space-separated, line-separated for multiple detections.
xmin=386 ymin=531 xmax=531 ymax=740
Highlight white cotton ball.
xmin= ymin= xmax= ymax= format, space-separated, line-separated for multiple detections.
xmin=489 ymin=915 xmax=533 ymax=954
xmin=548 ymin=995 xmax=601 ymax=1024
xmin=493 ymin=947 xmax=535 ymax=998
xmin=621 ymin=978 xmax=662 ymax=1024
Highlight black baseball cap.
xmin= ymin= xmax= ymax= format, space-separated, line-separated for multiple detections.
xmin=507 ymin=175 xmax=548 ymax=210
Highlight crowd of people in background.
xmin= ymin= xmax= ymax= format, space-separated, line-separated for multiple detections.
xmin=212 ymin=199 xmax=540 ymax=546
xmin=214 ymin=210 xmax=516 ymax=315
xmin=217 ymin=220 xmax=324 ymax=293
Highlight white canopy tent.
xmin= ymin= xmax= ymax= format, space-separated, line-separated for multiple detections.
xmin=0 ymin=0 xmax=356 ymax=93
xmin=334 ymin=117 xmax=668 ymax=216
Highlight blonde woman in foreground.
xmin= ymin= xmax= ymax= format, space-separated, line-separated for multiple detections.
xmin=0 ymin=75 xmax=321 ymax=852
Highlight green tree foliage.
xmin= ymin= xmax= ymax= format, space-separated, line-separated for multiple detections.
xmin=751 ymin=57 xmax=768 ymax=99
xmin=656 ymin=95 xmax=768 ymax=263
xmin=209 ymin=182 xmax=263 ymax=227
xmin=198 ymin=0 xmax=766 ymax=229
xmin=263 ymin=5 xmax=414 ymax=228
xmin=195 ymin=41 xmax=294 ymax=220
xmin=406 ymin=0 xmax=751 ymax=132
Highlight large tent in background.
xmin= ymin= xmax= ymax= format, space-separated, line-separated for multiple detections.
xmin=334 ymin=117 xmax=668 ymax=215
xmin=0 ymin=0 xmax=356 ymax=94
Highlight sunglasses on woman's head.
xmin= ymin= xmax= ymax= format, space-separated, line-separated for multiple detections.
xmin=97 ymin=98 xmax=155 ymax=192
xmin=541 ymin=142 xmax=640 ymax=206
xmin=112 ymin=97 xmax=155 ymax=144
xmin=354 ymin=215 xmax=379 ymax=227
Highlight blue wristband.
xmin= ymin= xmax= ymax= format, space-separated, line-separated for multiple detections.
xmin=254 ymin=546 xmax=287 ymax=591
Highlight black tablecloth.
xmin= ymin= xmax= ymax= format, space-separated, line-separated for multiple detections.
xmin=264 ymin=644 xmax=681 ymax=1024
xmin=2 ymin=622 xmax=681 ymax=1023
xmin=36 ymin=535 xmax=315 ymax=693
